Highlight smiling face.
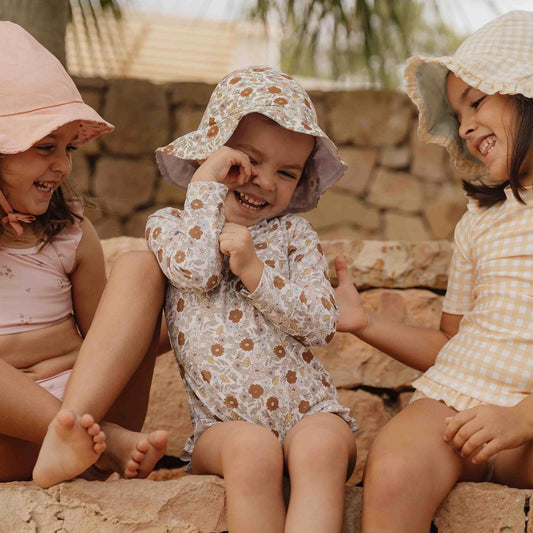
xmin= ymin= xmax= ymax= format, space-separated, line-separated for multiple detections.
xmin=0 ymin=122 xmax=79 ymax=216
xmin=223 ymin=114 xmax=315 ymax=226
xmin=446 ymin=73 xmax=533 ymax=185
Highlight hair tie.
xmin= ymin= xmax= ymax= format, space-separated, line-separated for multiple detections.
xmin=0 ymin=189 xmax=36 ymax=236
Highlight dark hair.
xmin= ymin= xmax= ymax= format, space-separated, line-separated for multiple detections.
xmin=463 ymin=94 xmax=533 ymax=207
xmin=0 ymin=181 xmax=83 ymax=246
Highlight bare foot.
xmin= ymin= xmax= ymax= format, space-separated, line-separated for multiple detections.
xmin=98 ymin=423 xmax=168 ymax=479
xmin=33 ymin=410 xmax=106 ymax=489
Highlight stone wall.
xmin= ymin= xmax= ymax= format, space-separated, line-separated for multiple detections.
xmin=72 ymin=77 xmax=468 ymax=242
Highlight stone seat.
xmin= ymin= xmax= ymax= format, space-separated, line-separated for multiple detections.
xmin=2 ymin=237 xmax=529 ymax=532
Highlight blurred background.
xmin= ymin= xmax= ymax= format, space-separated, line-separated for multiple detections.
xmin=1 ymin=0 xmax=532 ymax=241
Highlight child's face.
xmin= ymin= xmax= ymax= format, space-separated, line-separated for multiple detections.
xmin=0 ymin=121 xmax=79 ymax=216
xmin=446 ymin=73 xmax=533 ymax=185
xmin=223 ymin=114 xmax=315 ymax=226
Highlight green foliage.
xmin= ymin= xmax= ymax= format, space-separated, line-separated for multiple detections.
xmin=249 ymin=0 xmax=465 ymax=89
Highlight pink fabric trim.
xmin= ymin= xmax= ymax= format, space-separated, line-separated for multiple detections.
xmin=0 ymin=189 xmax=35 ymax=235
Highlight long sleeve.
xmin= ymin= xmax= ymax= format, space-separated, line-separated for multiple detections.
xmin=146 ymin=182 xmax=228 ymax=292
xmin=242 ymin=216 xmax=338 ymax=346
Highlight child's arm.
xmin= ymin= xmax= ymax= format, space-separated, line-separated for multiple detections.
xmin=443 ymin=395 xmax=533 ymax=464
xmin=335 ymin=255 xmax=461 ymax=372
xmin=238 ymin=217 xmax=338 ymax=346
xmin=70 ymin=219 xmax=107 ymax=336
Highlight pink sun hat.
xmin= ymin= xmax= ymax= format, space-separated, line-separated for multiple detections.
xmin=0 ymin=21 xmax=114 ymax=154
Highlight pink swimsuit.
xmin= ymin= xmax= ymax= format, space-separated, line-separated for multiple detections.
xmin=0 ymin=210 xmax=82 ymax=334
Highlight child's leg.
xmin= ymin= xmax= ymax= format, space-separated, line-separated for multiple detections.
xmin=282 ymin=412 xmax=357 ymax=533
xmin=492 ymin=441 xmax=533 ymax=488
xmin=0 ymin=358 xmax=104 ymax=481
xmin=191 ymin=421 xmax=286 ymax=533
xmin=33 ymin=251 xmax=167 ymax=488
xmin=363 ymin=398 xmax=485 ymax=533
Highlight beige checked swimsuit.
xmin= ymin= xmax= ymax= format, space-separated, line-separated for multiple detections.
xmin=413 ymin=187 xmax=533 ymax=411
xmin=146 ymin=182 xmax=357 ymax=463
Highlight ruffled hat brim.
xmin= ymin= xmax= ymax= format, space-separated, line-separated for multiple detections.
xmin=403 ymin=10 xmax=533 ymax=177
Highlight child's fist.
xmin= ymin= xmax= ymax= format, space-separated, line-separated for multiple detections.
xmin=191 ymin=146 xmax=254 ymax=189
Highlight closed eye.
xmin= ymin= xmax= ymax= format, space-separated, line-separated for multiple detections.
xmin=279 ymin=170 xmax=297 ymax=179
xmin=471 ymin=96 xmax=485 ymax=110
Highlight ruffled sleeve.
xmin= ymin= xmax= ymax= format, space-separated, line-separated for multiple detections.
xmin=50 ymin=201 xmax=84 ymax=274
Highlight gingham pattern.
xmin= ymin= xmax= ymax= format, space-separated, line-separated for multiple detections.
xmin=413 ymin=187 xmax=533 ymax=410
xmin=155 ymin=65 xmax=346 ymax=214
xmin=403 ymin=10 xmax=533 ymax=177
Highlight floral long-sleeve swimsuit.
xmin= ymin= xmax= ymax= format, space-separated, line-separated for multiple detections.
xmin=146 ymin=182 xmax=357 ymax=463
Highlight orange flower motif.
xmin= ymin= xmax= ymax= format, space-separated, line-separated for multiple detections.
xmin=177 ymin=298 xmax=185 ymax=312
xmin=170 ymin=209 xmax=181 ymax=218
xmin=174 ymin=251 xmax=186 ymax=263
xmin=294 ymin=254 xmax=304 ymax=262
xmin=206 ymin=275 xmax=218 ymax=290
xmin=274 ymin=346 xmax=286 ymax=358
xmin=270 ymin=223 xmax=279 ymax=231
xmin=298 ymin=400 xmax=310 ymax=414
xmin=317 ymin=243 xmax=323 ymax=254
xmin=249 ymin=384 xmax=264 ymax=399
xmin=268 ymin=86 xmax=282 ymax=93
xmin=255 ymin=242 xmax=267 ymax=250
xmin=182 ymin=269 xmax=192 ymax=279
xmin=201 ymin=370 xmax=211 ymax=383
xmin=325 ymin=332 xmax=335 ymax=344
xmin=240 ymin=88 xmax=253 ymax=97
xmin=145 ymin=228 xmax=151 ymax=240
xmin=191 ymin=199 xmax=204 ymax=210
xmin=229 ymin=77 xmax=241 ymax=84
xmin=267 ymin=397 xmax=279 ymax=411
xmin=300 ymin=291 xmax=307 ymax=304
xmin=321 ymin=297 xmax=332 ymax=310
xmin=157 ymin=249 xmax=163 ymax=262
xmin=302 ymin=350 xmax=313 ymax=363
xmin=163 ymin=145 xmax=174 ymax=153
xmin=189 ymin=226 xmax=203 ymax=239
xmin=211 ymin=344 xmax=224 ymax=357
xmin=274 ymin=97 xmax=288 ymax=105
xmin=225 ymin=396 xmax=239 ymax=408
xmin=304 ymin=99 xmax=312 ymax=109
xmin=273 ymin=276 xmax=286 ymax=289
xmin=240 ymin=338 xmax=254 ymax=351
xmin=229 ymin=309 xmax=243 ymax=323
xmin=265 ymin=260 xmax=275 ymax=268
xmin=207 ymin=125 xmax=219 ymax=138
xmin=321 ymin=377 xmax=331 ymax=388
xmin=252 ymin=68 xmax=266 ymax=72
xmin=271 ymin=429 xmax=279 ymax=438
xmin=286 ymin=221 xmax=292 ymax=229
xmin=178 ymin=331 xmax=185 ymax=345
xmin=209 ymin=117 xmax=216 ymax=125
xmin=288 ymin=245 xmax=297 ymax=256
xmin=301 ymin=122 xmax=312 ymax=131
xmin=286 ymin=370 xmax=297 ymax=384
xmin=152 ymin=227 xmax=161 ymax=239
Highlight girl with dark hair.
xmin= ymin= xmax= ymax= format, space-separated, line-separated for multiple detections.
xmin=0 ymin=22 xmax=168 ymax=488
xmin=335 ymin=10 xmax=533 ymax=533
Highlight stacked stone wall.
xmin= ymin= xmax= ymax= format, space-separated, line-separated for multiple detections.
xmin=72 ymin=77 xmax=468 ymax=241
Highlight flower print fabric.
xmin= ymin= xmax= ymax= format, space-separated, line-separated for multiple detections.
xmin=146 ymin=181 xmax=357 ymax=463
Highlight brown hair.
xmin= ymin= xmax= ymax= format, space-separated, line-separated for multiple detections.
xmin=463 ymin=94 xmax=533 ymax=207
xmin=0 ymin=181 xmax=83 ymax=247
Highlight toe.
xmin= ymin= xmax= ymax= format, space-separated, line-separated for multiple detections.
xmin=79 ymin=414 xmax=96 ymax=429
xmin=132 ymin=449 xmax=145 ymax=463
xmin=136 ymin=439 xmax=150 ymax=454
xmin=56 ymin=410 xmax=76 ymax=429
xmin=150 ymin=430 xmax=169 ymax=450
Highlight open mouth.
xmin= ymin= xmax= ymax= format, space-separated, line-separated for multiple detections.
xmin=34 ymin=181 xmax=54 ymax=193
xmin=479 ymin=135 xmax=496 ymax=157
xmin=234 ymin=191 xmax=268 ymax=211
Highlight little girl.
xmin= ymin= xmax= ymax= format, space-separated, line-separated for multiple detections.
xmin=146 ymin=66 xmax=358 ymax=532
xmin=334 ymin=10 xmax=533 ymax=533
xmin=0 ymin=21 xmax=168 ymax=488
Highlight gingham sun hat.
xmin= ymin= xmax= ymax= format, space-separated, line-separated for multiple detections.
xmin=0 ymin=21 xmax=114 ymax=154
xmin=156 ymin=65 xmax=346 ymax=214
xmin=404 ymin=10 xmax=533 ymax=177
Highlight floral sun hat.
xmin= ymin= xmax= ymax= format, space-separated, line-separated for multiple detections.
xmin=156 ymin=65 xmax=346 ymax=214
xmin=403 ymin=10 xmax=533 ymax=177
xmin=0 ymin=21 xmax=114 ymax=154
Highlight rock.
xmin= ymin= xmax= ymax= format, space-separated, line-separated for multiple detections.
xmin=367 ymin=168 xmax=424 ymax=213
xmin=337 ymin=147 xmax=378 ymax=196
xmin=434 ymin=482 xmax=532 ymax=533
xmin=384 ymin=212 xmax=430 ymax=241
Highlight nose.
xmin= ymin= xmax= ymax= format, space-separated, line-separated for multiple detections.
xmin=50 ymin=150 xmax=72 ymax=177
xmin=251 ymin=167 xmax=275 ymax=191
xmin=458 ymin=113 xmax=476 ymax=140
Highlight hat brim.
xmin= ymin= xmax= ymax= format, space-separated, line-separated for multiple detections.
xmin=0 ymin=101 xmax=114 ymax=154
xmin=156 ymin=109 xmax=346 ymax=214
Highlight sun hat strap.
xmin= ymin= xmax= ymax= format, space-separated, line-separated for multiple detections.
xmin=0 ymin=189 xmax=35 ymax=236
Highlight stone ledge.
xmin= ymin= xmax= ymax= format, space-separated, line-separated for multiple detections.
xmin=1 ymin=477 xmax=527 ymax=533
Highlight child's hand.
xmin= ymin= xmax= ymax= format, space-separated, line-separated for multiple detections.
xmin=443 ymin=404 xmax=533 ymax=464
xmin=219 ymin=222 xmax=263 ymax=290
xmin=334 ymin=255 xmax=368 ymax=334
xmin=191 ymin=146 xmax=254 ymax=189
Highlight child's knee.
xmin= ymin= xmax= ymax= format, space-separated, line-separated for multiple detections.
xmin=111 ymin=251 xmax=165 ymax=290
